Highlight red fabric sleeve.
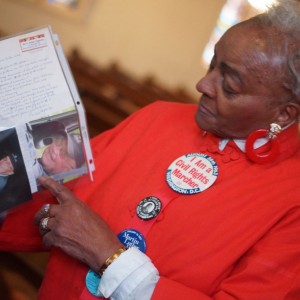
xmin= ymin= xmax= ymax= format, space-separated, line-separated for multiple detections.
xmin=152 ymin=207 xmax=300 ymax=299
xmin=153 ymin=277 xmax=211 ymax=300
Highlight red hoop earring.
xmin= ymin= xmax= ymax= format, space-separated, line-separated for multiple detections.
xmin=245 ymin=124 xmax=281 ymax=164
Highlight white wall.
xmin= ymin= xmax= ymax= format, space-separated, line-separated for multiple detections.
xmin=0 ymin=0 xmax=226 ymax=98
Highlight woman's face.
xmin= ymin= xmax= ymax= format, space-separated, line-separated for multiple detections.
xmin=195 ymin=23 xmax=289 ymax=139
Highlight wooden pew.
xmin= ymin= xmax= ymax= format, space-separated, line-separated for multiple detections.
xmin=68 ymin=49 xmax=196 ymax=137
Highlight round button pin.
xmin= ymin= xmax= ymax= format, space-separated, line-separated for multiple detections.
xmin=136 ymin=196 xmax=162 ymax=220
xmin=118 ymin=229 xmax=147 ymax=253
xmin=166 ymin=153 xmax=218 ymax=194
xmin=86 ymin=269 xmax=101 ymax=296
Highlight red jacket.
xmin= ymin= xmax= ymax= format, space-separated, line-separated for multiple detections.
xmin=1 ymin=101 xmax=300 ymax=299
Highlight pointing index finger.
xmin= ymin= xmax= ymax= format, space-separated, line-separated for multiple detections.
xmin=38 ymin=176 xmax=71 ymax=204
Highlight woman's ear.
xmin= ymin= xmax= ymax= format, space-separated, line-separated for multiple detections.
xmin=276 ymin=102 xmax=300 ymax=127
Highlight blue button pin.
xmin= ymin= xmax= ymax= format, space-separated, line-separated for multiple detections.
xmin=85 ymin=269 xmax=101 ymax=296
xmin=118 ymin=229 xmax=146 ymax=253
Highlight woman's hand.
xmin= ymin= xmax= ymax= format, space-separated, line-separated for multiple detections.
xmin=34 ymin=176 xmax=123 ymax=272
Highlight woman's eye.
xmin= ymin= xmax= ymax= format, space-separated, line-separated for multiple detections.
xmin=222 ymin=72 xmax=241 ymax=96
xmin=223 ymin=81 xmax=237 ymax=96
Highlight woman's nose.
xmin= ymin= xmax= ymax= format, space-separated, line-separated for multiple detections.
xmin=195 ymin=70 xmax=217 ymax=98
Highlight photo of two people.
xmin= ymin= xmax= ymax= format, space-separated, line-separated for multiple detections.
xmin=0 ymin=110 xmax=87 ymax=214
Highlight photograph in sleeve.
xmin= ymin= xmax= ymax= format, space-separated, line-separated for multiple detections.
xmin=26 ymin=110 xmax=88 ymax=188
xmin=0 ymin=128 xmax=32 ymax=214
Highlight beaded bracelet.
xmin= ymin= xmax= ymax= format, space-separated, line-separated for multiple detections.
xmin=99 ymin=246 xmax=127 ymax=276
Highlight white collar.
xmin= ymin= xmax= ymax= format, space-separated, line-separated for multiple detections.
xmin=218 ymin=137 xmax=267 ymax=152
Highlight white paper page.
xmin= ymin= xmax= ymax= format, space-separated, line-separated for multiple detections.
xmin=0 ymin=27 xmax=76 ymax=127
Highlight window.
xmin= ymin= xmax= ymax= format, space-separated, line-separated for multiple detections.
xmin=202 ymin=0 xmax=277 ymax=66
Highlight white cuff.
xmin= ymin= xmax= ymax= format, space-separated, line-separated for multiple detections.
xmin=98 ymin=247 xmax=159 ymax=299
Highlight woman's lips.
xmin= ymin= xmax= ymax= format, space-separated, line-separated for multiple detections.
xmin=198 ymin=102 xmax=215 ymax=117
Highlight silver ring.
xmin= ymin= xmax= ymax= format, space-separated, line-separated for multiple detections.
xmin=43 ymin=203 xmax=51 ymax=214
xmin=40 ymin=217 xmax=50 ymax=232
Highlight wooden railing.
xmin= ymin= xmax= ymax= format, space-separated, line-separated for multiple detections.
xmin=68 ymin=49 xmax=196 ymax=137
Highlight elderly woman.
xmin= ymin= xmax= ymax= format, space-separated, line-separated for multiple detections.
xmin=1 ymin=0 xmax=300 ymax=299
